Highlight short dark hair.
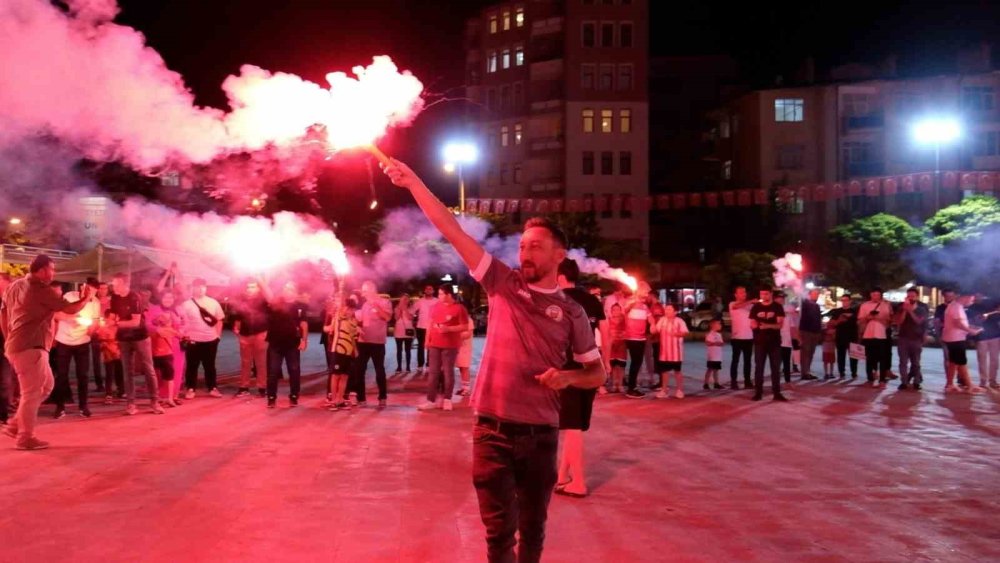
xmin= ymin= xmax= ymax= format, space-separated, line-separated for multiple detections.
xmin=438 ymin=283 xmax=457 ymax=297
xmin=29 ymin=254 xmax=54 ymax=273
xmin=557 ymin=258 xmax=580 ymax=283
xmin=906 ymin=288 xmax=919 ymax=295
xmin=523 ymin=217 xmax=568 ymax=249
xmin=870 ymin=287 xmax=883 ymax=294
xmin=774 ymin=293 xmax=786 ymax=299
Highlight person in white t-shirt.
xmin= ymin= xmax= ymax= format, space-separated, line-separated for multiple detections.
xmin=942 ymin=294 xmax=983 ymax=393
xmin=411 ymin=285 xmax=438 ymax=375
xmin=651 ymin=303 xmax=689 ymax=399
xmin=857 ymin=288 xmax=893 ymax=387
xmin=51 ymin=281 xmax=101 ymax=418
xmin=775 ymin=293 xmax=794 ymax=383
xmin=179 ymin=278 xmax=225 ymax=399
xmin=704 ymin=319 xmax=725 ymax=390
xmin=728 ymin=286 xmax=756 ymax=389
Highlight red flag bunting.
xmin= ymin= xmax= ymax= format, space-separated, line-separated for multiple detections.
xmin=778 ymin=188 xmax=793 ymax=203
xmin=865 ymin=179 xmax=880 ymax=197
xmin=508 ymin=199 xmax=520 ymax=214
xmin=641 ymin=196 xmax=654 ymax=211
xmin=901 ymin=175 xmax=915 ymax=193
xmin=705 ymin=192 xmax=719 ymax=208
xmin=831 ymin=183 xmax=845 ymax=199
xmin=481 ymin=199 xmax=493 ymax=213
xmin=582 ymin=196 xmax=594 ymax=212
xmin=689 ymin=193 xmax=703 ymax=207
xmin=672 ymin=193 xmax=687 ymax=209
xmin=943 ymin=171 xmax=958 ymax=189
xmin=797 ymin=185 xmax=811 ymax=202
xmin=848 ymin=180 xmax=862 ymax=196
xmin=594 ymin=195 xmax=608 ymax=213
xmin=960 ymin=173 xmax=976 ymax=190
xmin=466 ymin=199 xmax=478 ymax=213
xmin=753 ymin=189 xmax=767 ymax=205
xmin=550 ymin=198 xmax=564 ymax=213
xmin=918 ymin=174 xmax=933 ymax=191
xmin=494 ymin=199 xmax=506 ymax=214
xmin=566 ymin=199 xmax=580 ymax=213
xmin=883 ymin=177 xmax=898 ymax=195
xmin=722 ymin=191 xmax=736 ymax=206
xmin=736 ymin=189 xmax=752 ymax=206
xmin=610 ymin=194 xmax=623 ymax=212
xmin=979 ymin=172 xmax=995 ymax=191
xmin=521 ymin=198 xmax=535 ymax=213
xmin=622 ymin=195 xmax=634 ymax=212
xmin=655 ymin=194 xmax=671 ymax=210
xmin=813 ymin=184 xmax=828 ymax=201
xmin=535 ymin=199 xmax=550 ymax=213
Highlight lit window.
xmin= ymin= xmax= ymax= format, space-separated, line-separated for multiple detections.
xmin=601 ymin=109 xmax=613 ymax=133
xmin=620 ymin=109 xmax=631 ymax=133
xmin=775 ymin=98 xmax=804 ymax=122
xmin=582 ymin=109 xmax=595 ymax=133
xmin=515 ymin=7 xmax=525 ymax=27
xmin=581 ymin=64 xmax=595 ymax=89
xmin=487 ymin=52 xmax=497 ymax=73
xmin=600 ymin=151 xmax=613 ymax=175
xmin=501 ymin=125 xmax=509 ymax=147
xmin=620 ymin=152 xmax=632 ymax=175
xmin=515 ymin=46 xmax=524 ymax=66
xmin=617 ymin=64 xmax=633 ymax=91
xmin=489 ymin=15 xmax=498 ymax=34
xmin=503 ymin=11 xmax=511 ymax=31
xmin=514 ymin=123 xmax=523 ymax=145
xmin=620 ymin=22 xmax=633 ymax=47
xmin=582 ymin=22 xmax=596 ymax=47
xmin=501 ymin=49 xmax=510 ymax=69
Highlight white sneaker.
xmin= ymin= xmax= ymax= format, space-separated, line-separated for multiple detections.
xmin=416 ymin=400 xmax=439 ymax=411
xmin=597 ymin=386 xmax=608 ymax=396
xmin=675 ymin=389 xmax=685 ymax=399
xmin=125 ymin=403 xmax=138 ymax=416
xmin=655 ymin=389 xmax=669 ymax=399
xmin=349 ymin=393 xmax=358 ymax=407
xmin=185 ymin=389 xmax=195 ymax=400
xmin=442 ymin=399 xmax=454 ymax=411
xmin=209 ymin=388 xmax=222 ymax=398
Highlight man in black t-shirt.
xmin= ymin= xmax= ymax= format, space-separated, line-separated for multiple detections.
xmin=749 ymin=288 xmax=787 ymax=402
xmin=109 ymin=273 xmax=162 ymax=416
xmin=262 ymin=281 xmax=308 ymax=409
xmin=554 ymin=259 xmax=607 ymax=498
xmin=232 ymin=279 xmax=270 ymax=398
xmin=827 ymin=294 xmax=859 ymax=378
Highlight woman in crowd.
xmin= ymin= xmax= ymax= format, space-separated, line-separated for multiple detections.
xmin=455 ymin=313 xmax=475 ymax=397
xmin=393 ymin=294 xmax=415 ymax=374
xmin=147 ymin=291 xmax=183 ymax=407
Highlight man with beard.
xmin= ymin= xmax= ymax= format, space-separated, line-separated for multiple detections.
xmin=749 ymin=288 xmax=787 ymax=402
xmin=383 ymin=159 xmax=604 ymax=563
xmin=827 ymin=294 xmax=859 ymax=379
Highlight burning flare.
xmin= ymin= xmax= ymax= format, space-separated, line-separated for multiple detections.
xmin=773 ymin=252 xmax=805 ymax=295
xmin=566 ymin=249 xmax=638 ymax=291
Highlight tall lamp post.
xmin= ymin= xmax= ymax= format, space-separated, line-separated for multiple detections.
xmin=913 ymin=117 xmax=961 ymax=211
xmin=442 ymin=142 xmax=478 ymax=213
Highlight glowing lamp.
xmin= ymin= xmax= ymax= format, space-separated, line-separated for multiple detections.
xmin=912 ymin=118 xmax=961 ymax=145
xmin=442 ymin=142 xmax=478 ymax=165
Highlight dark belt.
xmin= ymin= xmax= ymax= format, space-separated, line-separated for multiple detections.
xmin=476 ymin=416 xmax=556 ymax=436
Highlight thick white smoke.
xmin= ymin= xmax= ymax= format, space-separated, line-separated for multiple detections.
xmin=772 ymin=252 xmax=805 ymax=296
xmin=567 ymin=249 xmax=638 ymax=289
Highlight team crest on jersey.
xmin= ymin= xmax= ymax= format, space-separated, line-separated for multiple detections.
xmin=545 ymin=305 xmax=564 ymax=321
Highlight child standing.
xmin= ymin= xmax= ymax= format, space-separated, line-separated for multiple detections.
xmin=608 ymin=304 xmax=628 ymax=393
xmin=652 ymin=303 xmax=689 ymax=399
xmin=822 ymin=324 xmax=837 ymax=379
xmin=324 ymin=294 xmax=359 ymax=411
xmin=704 ymin=319 xmax=725 ymax=390
xmin=97 ymin=310 xmax=124 ymax=404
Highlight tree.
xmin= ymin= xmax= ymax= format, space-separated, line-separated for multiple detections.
xmin=702 ymin=251 xmax=777 ymax=299
xmin=914 ymin=195 xmax=1000 ymax=294
xmin=820 ymin=213 xmax=922 ymax=293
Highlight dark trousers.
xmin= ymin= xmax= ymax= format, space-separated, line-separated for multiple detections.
xmin=881 ymin=337 xmax=893 ymax=375
xmin=0 ymin=352 xmax=11 ymax=423
xmin=416 ymin=328 xmax=428 ymax=368
xmin=781 ymin=346 xmax=792 ymax=381
xmin=863 ymin=338 xmax=889 ymax=381
xmin=90 ymin=339 xmax=103 ymax=390
xmin=267 ymin=345 xmax=301 ymax=400
xmin=104 ymin=360 xmax=124 ymax=396
xmin=184 ymin=339 xmax=220 ymax=390
xmin=395 ymin=337 xmax=413 ymax=371
xmin=54 ymin=342 xmax=90 ymax=409
xmin=836 ymin=339 xmax=859 ymax=376
xmin=730 ymin=339 xmax=753 ymax=384
xmin=352 ymin=343 xmax=387 ymax=402
xmin=754 ymin=336 xmax=782 ymax=397
xmin=472 ymin=422 xmax=559 ymax=563
xmin=625 ymin=340 xmax=646 ymax=391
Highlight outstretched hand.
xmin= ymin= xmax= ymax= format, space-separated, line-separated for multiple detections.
xmin=535 ymin=368 xmax=571 ymax=391
xmin=381 ymin=158 xmax=423 ymax=191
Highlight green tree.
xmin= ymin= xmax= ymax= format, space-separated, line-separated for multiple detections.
xmin=702 ymin=251 xmax=777 ymax=298
xmin=915 ymin=195 xmax=1000 ymax=294
xmin=820 ymin=213 xmax=922 ymax=293
xmin=923 ymin=194 xmax=1000 ymax=247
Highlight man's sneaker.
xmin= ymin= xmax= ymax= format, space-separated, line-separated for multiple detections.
xmin=3 ymin=425 xmax=18 ymax=439
xmin=751 ymin=394 xmax=763 ymax=401
xmin=801 ymin=374 xmax=818 ymax=381
xmin=325 ymin=393 xmax=334 ymax=405
xmin=126 ymin=404 xmax=138 ymax=416
xmin=944 ymin=384 xmax=961 ymax=393
xmin=417 ymin=400 xmax=439 ymax=411
xmin=289 ymin=396 xmax=298 ymax=407
xmin=744 ymin=379 xmax=753 ymax=389
xmin=730 ymin=382 xmax=739 ymax=390
xmin=185 ymin=389 xmax=196 ymax=400
xmin=348 ymin=393 xmax=358 ymax=407
xmin=151 ymin=402 xmax=165 ymax=415
xmin=674 ymin=390 xmax=685 ymax=399
xmin=235 ymin=388 xmax=250 ymax=398
xmin=378 ymin=399 xmax=387 ymax=408
xmin=327 ymin=403 xmax=339 ymax=412
xmin=267 ymin=398 xmax=276 ymax=409
xmin=772 ymin=393 xmax=788 ymax=402
xmin=913 ymin=384 xmax=922 ymax=391
xmin=80 ymin=408 xmax=92 ymax=418
xmin=442 ymin=399 xmax=453 ymax=411
xmin=15 ymin=437 xmax=50 ymax=451
xmin=209 ymin=388 xmax=223 ymax=398
xmin=703 ymin=384 xmax=710 ymax=390
xmin=655 ymin=389 xmax=669 ymax=399
xmin=258 ymin=388 xmax=267 ymax=398
xmin=357 ymin=401 xmax=367 ymax=408
xmin=624 ymin=389 xmax=645 ymax=399
xmin=54 ymin=407 xmax=66 ymax=419
xmin=898 ymin=383 xmax=910 ymax=391
xmin=989 ymin=382 xmax=1000 ymax=390
xmin=838 ymin=373 xmax=846 ymax=379
xmin=649 ymin=383 xmax=662 ymax=392
xmin=104 ymin=395 xmax=114 ymax=405
xmin=713 ymin=384 xmax=724 ymax=390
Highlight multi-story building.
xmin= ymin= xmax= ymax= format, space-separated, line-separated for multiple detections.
xmin=708 ymin=60 xmax=1000 ymax=242
xmin=463 ymin=0 xmax=649 ymax=248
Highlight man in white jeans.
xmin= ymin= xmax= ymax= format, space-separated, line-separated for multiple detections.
xmin=1 ymin=256 xmax=94 ymax=450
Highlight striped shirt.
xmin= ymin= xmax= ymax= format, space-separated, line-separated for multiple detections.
xmin=654 ymin=316 xmax=689 ymax=362
xmin=329 ymin=314 xmax=359 ymax=357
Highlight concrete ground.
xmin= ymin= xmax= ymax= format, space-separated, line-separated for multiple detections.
xmin=2 ymin=334 xmax=998 ymax=562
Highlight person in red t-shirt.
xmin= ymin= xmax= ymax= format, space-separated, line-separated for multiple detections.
xmin=417 ymin=285 xmax=470 ymax=412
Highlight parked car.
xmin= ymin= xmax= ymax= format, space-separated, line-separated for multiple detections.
xmin=684 ymin=303 xmax=730 ymax=331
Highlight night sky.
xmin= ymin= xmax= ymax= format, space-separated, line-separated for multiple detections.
xmin=110 ymin=0 xmax=1000 ymax=242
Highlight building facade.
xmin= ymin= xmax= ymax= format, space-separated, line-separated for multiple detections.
xmin=464 ymin=0 xmax=649 ymax=247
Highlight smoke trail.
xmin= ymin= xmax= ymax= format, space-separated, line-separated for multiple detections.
xmin=566 ymin=249 xmax=638 ymax=290
xmin=772 ymin=252 xmax=804 ymax=296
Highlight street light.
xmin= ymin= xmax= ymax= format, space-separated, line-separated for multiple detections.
xmin=913 ymin=117 xmax=961 ymax=210
xmin=442 ymin=141 xmax=478 ymax=213
xmin=8 ymin=217 xmax=22 ymax=226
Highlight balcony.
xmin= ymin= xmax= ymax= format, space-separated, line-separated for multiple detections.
xmin=531 ymin=16 xmax=563 ymax=37
xmin=844 ymin=161 xmax=885 ymax=178
xmin=842 ymin=114 xmax=884 ymax=131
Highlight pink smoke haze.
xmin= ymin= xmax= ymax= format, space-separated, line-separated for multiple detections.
xmin=0 ymin=0 xmax=424 ymax=170
xmin=567 ymin=249 xmax=638 ymax=290
xmin=773 ymin=252 xmax=805 ymax=296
